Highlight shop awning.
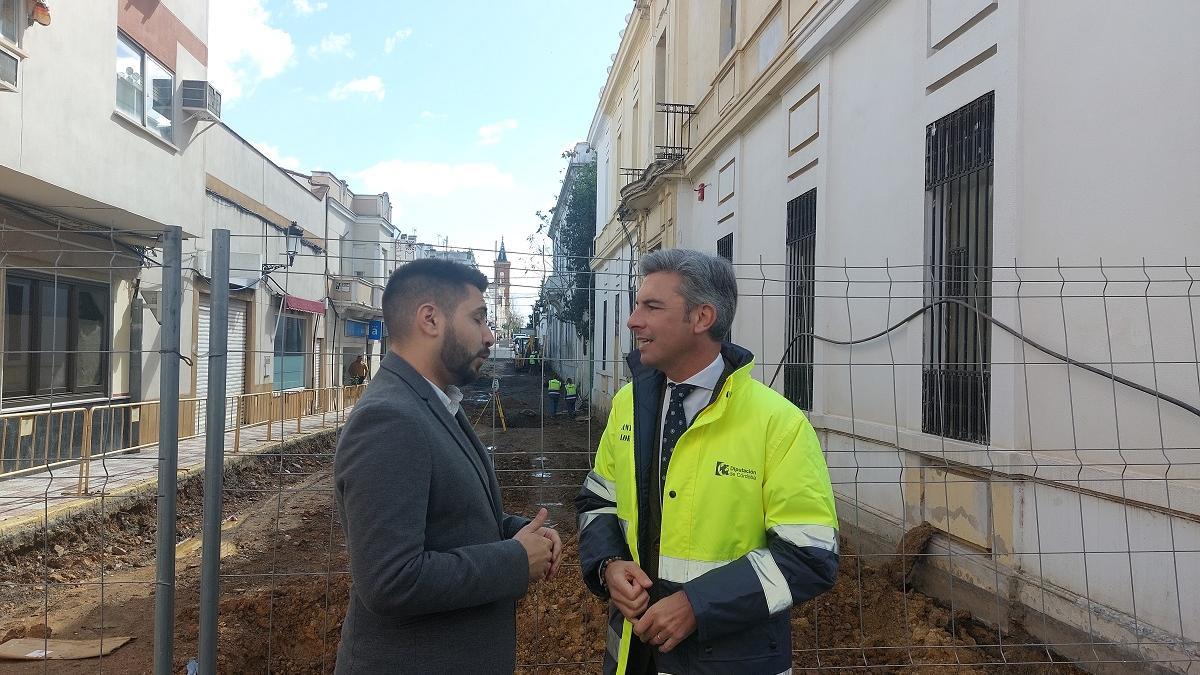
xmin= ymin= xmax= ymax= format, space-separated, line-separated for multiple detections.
xmin=283 ymin=294 xmax=325 ymax=314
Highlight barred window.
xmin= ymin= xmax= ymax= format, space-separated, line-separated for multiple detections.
xmin=785 ymin=189 xmax=816 ymax=411
xmin=922 ymin=92 xmax=994 ymax=444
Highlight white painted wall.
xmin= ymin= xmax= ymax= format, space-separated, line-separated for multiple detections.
xmin=0 ymin=1 xmax=207 ymax=237
xmin=665 ymin=0 xmax=1200 ymax=663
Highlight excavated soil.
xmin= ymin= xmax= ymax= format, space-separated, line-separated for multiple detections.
xmin=0 ymin=363 xmax=1081 ymax=673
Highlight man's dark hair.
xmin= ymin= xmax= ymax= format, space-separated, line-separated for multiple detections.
xmin=382 ymin=259 xmax=489 ymax=339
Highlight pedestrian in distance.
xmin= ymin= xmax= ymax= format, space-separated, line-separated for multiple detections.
xmin=334 ymin=258 xmax=562 ymax=674
xmin=564 ymin=378 xmax=578 ymax=417
xmin=348 ymin=353 xmax=369 ymax=385
xmin=547 ymin=375 xmax=562 ymax=416
xmin=575 ymin=249 xmax=839 ymax=675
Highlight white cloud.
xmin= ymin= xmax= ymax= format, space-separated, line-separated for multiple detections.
xmin=354 ymin=160 xmax=515 ymax=198
xmin=478 ymin=119 xmax=519 ymax=146
xmin=253 ymin=142 xmax=302 ymax=171
xmin=309 ymin=33 xmax=353 ymax=58
xmin=209 ymin=0 xmax=295 ymax=102
xmin=384 ymin=28 xmax=414 ymax=54
xmin=292 ymin=0 xmax=328 ymax=15
xmin=419 ymin=110 xmax=445 ymax=121
xmin=328 ymin=75 xmax=386 ymax=102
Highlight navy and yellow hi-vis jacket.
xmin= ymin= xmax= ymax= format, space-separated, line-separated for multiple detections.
xmin=575 ymin=344 xmax=839 ymax=675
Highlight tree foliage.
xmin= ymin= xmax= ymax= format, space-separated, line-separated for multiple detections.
xmin=533 ymin=159 xmax=597 ymax=341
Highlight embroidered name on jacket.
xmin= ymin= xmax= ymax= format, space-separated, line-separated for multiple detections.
xmin=714 ymin=461 xmax=758 ymax=480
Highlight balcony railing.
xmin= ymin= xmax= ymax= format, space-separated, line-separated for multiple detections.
xmin=620 ymin=167 xmax=644 ymax=187
xmin=654 ymin=102 xmax=695 ymax=162
xmin=329 ymin=275 xmax=378 ymax=307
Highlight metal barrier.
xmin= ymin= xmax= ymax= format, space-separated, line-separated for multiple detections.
xmin=0 ymin=406 xmax=90 ymax=478
xmin=0 ymin=385 xmax=369 ymax=495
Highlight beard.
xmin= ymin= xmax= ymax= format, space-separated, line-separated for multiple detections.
xmin=441 ymin=323 xmax=485 ymax=386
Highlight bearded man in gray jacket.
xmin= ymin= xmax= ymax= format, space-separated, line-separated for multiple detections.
xmin=334 ymin=259 xmax=561 ymax=673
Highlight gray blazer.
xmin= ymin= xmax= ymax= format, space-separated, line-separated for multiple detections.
xmin=334 ymin=352 xmax=531 ymax=674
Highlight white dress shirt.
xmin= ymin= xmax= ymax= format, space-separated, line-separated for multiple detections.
xmin=658 ymin=352 xmax=725 ymax=453
xmin=423 ymin=377 xmax=464 ymax=416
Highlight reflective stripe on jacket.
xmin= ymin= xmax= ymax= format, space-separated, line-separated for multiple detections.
xmin=575 ymin=343 xmax=839 ymax=675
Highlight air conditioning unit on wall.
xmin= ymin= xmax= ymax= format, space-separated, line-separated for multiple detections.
xmin=181 ymin=80 xmax=222 ymax=120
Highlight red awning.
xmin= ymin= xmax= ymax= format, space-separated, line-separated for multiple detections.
xmin=284 ymin=294 xmax=325 ymax=314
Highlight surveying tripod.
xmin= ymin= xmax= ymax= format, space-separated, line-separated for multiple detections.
xmin=473 ymin=376 xmax=508 ymax=431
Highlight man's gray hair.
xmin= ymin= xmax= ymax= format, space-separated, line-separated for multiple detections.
xmin=641 ymin=248 xmax=737 ymax=341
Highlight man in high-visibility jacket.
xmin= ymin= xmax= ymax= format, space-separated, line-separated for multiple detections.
xmin=564 ymin=379 xmax=578 ymax=417
xmin=576 ymin=249 xmax=839 ymax=675
xmin=547 ymin=377 xmax=562 ymax=416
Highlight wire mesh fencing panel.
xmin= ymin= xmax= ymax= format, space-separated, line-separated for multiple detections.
xmin=0 ymin=214 xmax=185 ymax=670
xmin=514 ymin=254 xmax=1199 ymax=673
xmin=4 ymin=230 xmax=1197 ymax=673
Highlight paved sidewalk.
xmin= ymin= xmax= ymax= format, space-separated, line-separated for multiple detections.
xmin=0 ymin=409 xmax=351 ymax=536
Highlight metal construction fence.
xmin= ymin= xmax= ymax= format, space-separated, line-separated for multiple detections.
xmin=0 ymin=227 xmax=1197 ymax=673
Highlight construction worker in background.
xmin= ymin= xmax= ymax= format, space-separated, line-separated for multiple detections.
xmin=348 ymin=354 xmax=369 ymax=385
xmin=546 ymin=376 xmax=562 ymax=416
xmin=575 ymin=249 xmax=839 ymax=675
xmin=564 ymin=379 xmax=578 ymax=417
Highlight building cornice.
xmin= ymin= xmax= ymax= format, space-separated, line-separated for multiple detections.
xmin=588 ymin=4 xmax=653 ymax=142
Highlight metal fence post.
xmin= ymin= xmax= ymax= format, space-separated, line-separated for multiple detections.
xmin=154 ymin=225 xmax=183 ymax=675
xmin=233 ymin=395 xmax=242 ymax=453
xmin=199 ymin=229 xmax=230 ymax=673
xmin=76 ymin=408 xmax=93 ymax=495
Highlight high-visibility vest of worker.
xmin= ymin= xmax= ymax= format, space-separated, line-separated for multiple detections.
xmin=564 ymin=379 xmax=578 ymax=416
xmin=546 ymin=377 xmax=561 ymax=416
xmin=575 ymin=249 xmax=838 ymax=675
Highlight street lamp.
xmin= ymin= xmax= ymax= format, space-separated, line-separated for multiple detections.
xmin=263 ymin=222 xmax=305 ymax=273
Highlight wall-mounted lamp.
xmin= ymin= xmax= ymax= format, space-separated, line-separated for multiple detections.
xmin=263 ymin=222 xmax=305 ymax=273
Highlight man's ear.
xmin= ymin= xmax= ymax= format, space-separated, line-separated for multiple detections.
xmin=691 ymin=304 xmax=717 ymax=335
xmin=416 ymin=302 xmax=440 ymax=337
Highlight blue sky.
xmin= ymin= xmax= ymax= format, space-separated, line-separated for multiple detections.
xmin=209 ymin=0 xmax=629 ymax=317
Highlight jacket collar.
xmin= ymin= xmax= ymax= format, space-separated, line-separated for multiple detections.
xmin=626 ymin=341 xmax=755 ymax=385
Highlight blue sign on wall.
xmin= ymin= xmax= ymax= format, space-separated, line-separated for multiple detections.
xmin=345 ymin=320 xmax=368 ymax=338
xmin=368 ymin=320 xmax=384 ymax=341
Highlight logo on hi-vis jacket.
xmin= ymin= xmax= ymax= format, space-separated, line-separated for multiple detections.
xmin=714 ymin=461 xmax=757 ymax=480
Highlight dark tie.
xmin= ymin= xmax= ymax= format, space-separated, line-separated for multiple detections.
xmin=661 ymin=383 xmax=697 ymax=490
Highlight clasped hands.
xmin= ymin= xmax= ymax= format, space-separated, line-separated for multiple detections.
xmin=513 ymin=508 xmax=563 ymax=581
xmin=604 ymin=560 xmax=697 ymax=653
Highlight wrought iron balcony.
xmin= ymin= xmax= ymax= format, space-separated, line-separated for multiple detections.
xmin=654 ymin=102 xmax=695 ymax=162
xmin=620 ymin=167 xmax=644 ymax=187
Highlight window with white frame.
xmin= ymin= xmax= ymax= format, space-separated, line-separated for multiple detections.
xmin=115 ymin=32 xmax=174 ymax=142
xmin=0 ymin=0 xmax=21 ymax=47
xmin=0 ymin=0 xmax=22 ymax=89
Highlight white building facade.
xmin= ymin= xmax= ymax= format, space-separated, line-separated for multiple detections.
xmin=0 ymin=0 xmax=211 ymax=468
xmin=544 ymin=143 xmax=596 ymax=391
xmin=589 ymin=0 xmax=1200 ymax=667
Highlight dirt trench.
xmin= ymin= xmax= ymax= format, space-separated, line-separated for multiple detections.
xmin=0 ymin=363 xmax=1082 ymax=673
